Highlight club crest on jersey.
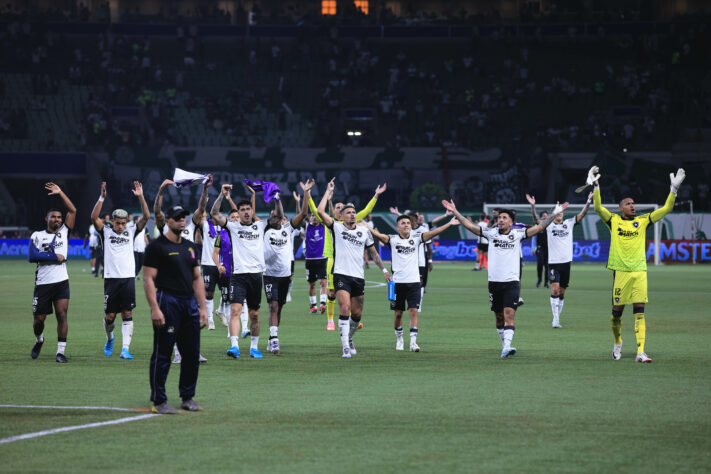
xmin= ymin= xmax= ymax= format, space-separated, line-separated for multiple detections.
xmin=615 ymin=297 xmax=620 ymax=303
xmin=281 ymin=230 xmax=287 ymax=237
xmin=508 ymin=234 xmax=515 ymax=240
xmin=252 ymin=224 xmax=258 ymax=230
xmin=633 ymin=221 xmax=639 ymax=228
xmin=357 ymin=231 xmax=363 ymax=237
xmin=562 ymin=224 xmax=567 ymax=229
xmin=409 ymin=240 xmax=414 ymax=245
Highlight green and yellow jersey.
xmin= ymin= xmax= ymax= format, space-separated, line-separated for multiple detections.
xmin=593 ymin=188 xmax=675 ymax=272
xmin=308 ymin=196 xmax=378 ymax=258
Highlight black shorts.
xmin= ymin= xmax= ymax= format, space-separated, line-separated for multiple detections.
xmin=202 ymin=265 xmax=219 ymax=293
xmin=305 ymin=258 xmax=327 ymax=283
xmin=290 ymin=260 xmax=295 ymax=277
xmin=390 ymin=282 xmax=421 ymax=311
xmin=549 ymin=262 xmax=571 ymax=288
xmin=419 ymin=266 xmax=429 ymax=288
xmin=333 ymin=273 xmax=365 ymax=298
xmin=230 ymin=273 xmax=262 ymax=310
xmin=104 ymin=277 xmax=136 ymax=314
xmin=477 ymin=242 xmax=489 ymax=252
xmin=134 ymin=251 xmax=144 ymax=275
xmin=217 ymin=274 xmax=231 ymax=302
xmin=33 ymin=280 xmax=70 ymax=316
xmin=90 ymin=247 xmax=101 ymax=259
xmin=264 ymin=275 xmax=291 ymax=305
xmin=488 ymin=281 xmax=520 ymax=312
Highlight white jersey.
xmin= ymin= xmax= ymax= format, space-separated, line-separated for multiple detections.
xmin=226 ymin=219 xmax=267 ymax=274
xmin=200 ymin=219 xmax=219 ymax=266
xmin=102 ymin=224 xmax=136 ymax=279
xmin=480 ymin=227 xmax=527 ymax=282
xmin=388 ymin=232 xmax=422 ymax=283
xmin=164 ymin=220 xmax=197 ymax=243
xmin=31 ymin=224 xmax=69 ymax=285
xmin=332 ymin=221 xmax=374 ymax=279
xmin=547 ymin=217 xmax=577 ymax=264
xmin=88 ymin=224 xmax=99 ymax=248
xmin=477 ymin=221 xmax=489 ymax=244
xmin=415 ymin=222 xmax=430 ymax=266
xmin=290 ymin=226 xmax=302 ymax=262
xmin=264 ymin=222 xmax=294 ymax=277
xmin=133 ymin=228 xmax=146 ymax=253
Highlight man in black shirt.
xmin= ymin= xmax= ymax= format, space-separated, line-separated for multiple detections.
xmin=143 ymin=205 xmax=208 ymax=414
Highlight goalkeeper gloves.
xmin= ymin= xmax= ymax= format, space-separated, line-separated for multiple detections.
xmin=670 ymin=168 xmax=685 ymax=194
xmin=587 ymin=166 xmax=601 ymax=186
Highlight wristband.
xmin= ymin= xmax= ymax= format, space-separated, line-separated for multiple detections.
xmin=586 ymin=199 xmax=592 ymax=205
xmin=382 ymin=268 xmax=388 ymax=274
xmin=428 ymin=259 xmax=433 ymax=263
xmin=98 ymin=196 xmax=105 ymax=202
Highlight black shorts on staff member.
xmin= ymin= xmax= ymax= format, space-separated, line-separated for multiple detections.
xmin=143 ymin=205 xmax=207 ymax=414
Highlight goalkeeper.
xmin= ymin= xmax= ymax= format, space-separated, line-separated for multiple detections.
xmin=589 ymin=166 xmax=685 ymax=363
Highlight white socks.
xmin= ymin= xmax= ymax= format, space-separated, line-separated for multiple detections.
xmin=348 ymin=317 xmax=359 ymax=338
xmin=410 ymin=327 xmax=418 ymax=345
xmin=103 ymin=318 xmax=115 ymax=340
xmin=502 ymin=327 xmax=515 ymax=349
xmin=558 ymin=298 xmax=565 ymax=316
xmin=240 ymin=301 xmax=248 ymax=330
xmin=338 ymin=317 xmax=350 ymax=348
xmin=310 ymin=295 xmax=317 ymax=305
xmin=36 ymin=333 xmax=44 ymax=343
xmin=206 ymin=298 xmax=214 ymax=324
xmin=269 ymin=326 xmax=278 ymax=338
xmin=550 ymin=296 xmax=560 ymax=319
xmin=250 ymin=336 xmax=259 ymax=350
xmin=496 ymin=327 xmax=504 ymax=344
xmin=320 ymin=293 xmax=327 ymax=304
xmin=121 ymin=319 xmax=133 ymax=349
xmin=418 ymin=287 xmax=425 ymax=312
xmin=230 ymin=336 xmax=239 ymax=348
xmin=57 ymin=341 xmax=66 ymax=354
xmin=173 ymin=343 xmax=180 ymax=357
xmin=395 ymin=327 xmax=404 ymax=340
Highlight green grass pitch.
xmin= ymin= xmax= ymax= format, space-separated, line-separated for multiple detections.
xmin=1 ymin=260 xmax=710 ymax=472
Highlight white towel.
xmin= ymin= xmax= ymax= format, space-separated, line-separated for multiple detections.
xmin=173 ymin=168 xmax=210 ymax=188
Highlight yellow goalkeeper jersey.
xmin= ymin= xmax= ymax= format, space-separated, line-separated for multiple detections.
xmin=308 ymin=196 xmax=377 ymax=258
xmin=593 ymin=188 xmax=675 ymax=272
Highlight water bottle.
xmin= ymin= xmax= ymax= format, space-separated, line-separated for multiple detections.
xmin=387 ymin=280 xmax=396 ymax=301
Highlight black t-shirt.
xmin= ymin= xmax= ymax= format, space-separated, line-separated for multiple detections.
xmin=144 ymin=235 xmax=199 ymax=296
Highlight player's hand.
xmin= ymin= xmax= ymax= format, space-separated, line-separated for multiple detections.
xmin=427 ymin=262 xmax=433 ymax=272
xmin=441 ymin=199 xmax=457 ymax=212
xmin=449 ymin=217 xmax=460 ymax=226
xmin=221 ymin=184 xmax=232 ymax=196
xmin=300 ymin=178 xmax=315 ymax=192
xmin=670 ymin=168 xmax=685 ymax=192
xmin=525 ymin=194 xmax=535 ymax=205
xmin=204 ymin=174 xmax=213 ymax=188
xmin=100 ymin=181 xmax=107 ymax=198
xmin=45 ymin=182 xmax=62 ymax=196
xmin=199 ymin=307 xmax=208 ymax=329
xmin=292 ymin=190 xmax=301 ymax=202
xmin=160 ymin=179 xmax=174 ymax=190
xmin=131 ymin=181 xmax=143 ymax=197
xmin=151 ymin=307 xmax=166 ymax=329
xmin=389 ymin=206 xmax=399 ymax=215
xmin=531 ymin=248 xmax=536 ymax=256
xmin=586 ymin=166 xmax=601 ymax=186
xmin=56 ymin=254 xmax=66 ymax=263
xmin=375 ymin=183 xmax=387 ymax=195
xmin=383 ymin=270 xmax=391 ymax=282
xmin=552 ymin=201 xmax=570 ymax=215
xmin=327 ymin=178 xmax=335 ymax=191
xmin=218 ymin=264 xmax=226 ymax=275
xmin=246 ymin=185 xmax=255 ymax=195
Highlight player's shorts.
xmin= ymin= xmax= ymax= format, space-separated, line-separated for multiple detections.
xmin=32 ymin=279 xmax=70 ymax=316
xmin=327 ymin=257 xmax=334 ymax=290
xmin=230 ymin=273 xmax=262 ymax=310
xmin=333 ymin=273 xmax=365 ymax=298
xmin=305 ymin=258 xmax=328 ymax=283
xmin=104 ymin=277 xmax=136 ymax=314
xmin=549 ymin=262 xmax=571 ymax=288
xmin=488 ymin=281 xmax=520 ymax=312
xmin=419 ymin=266 xmax=429 ymax=288
xmin=477 ymin=242 xmax=489 ymax=252
xmin=612 ymin=271 xmax=648 ymax=305
xmin=217 ymin=274 xmax=231 ymax=303
xmin=90 ymin=247 xmax=101 ymax=259
xmin=263 ymin=275 xmax=291 ymax=306
xmin=390 ymin=282 xmax=421 ymax=311
xmin=134 ymin=251 xmax=145 ymax=275
xmin=201 ymin=265 xmax=219 ymax=293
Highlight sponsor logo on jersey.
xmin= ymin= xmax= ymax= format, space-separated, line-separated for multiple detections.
xmin=237 ymin=229 xmax=260 ymax=240
xmin=340 ymin=231 xmax=365 ymax=246
xmin=493 ymin=239 xmax=516 ymax=249
xmin=395 ymin=243 xmax=416 ymax=255
xmin=109 ymin=235 xmax=131 ymax=245
xmin=617 ymin=228 xmax=639 ymax=238
xmin=551 ymin=229 xmax=569 ymax=237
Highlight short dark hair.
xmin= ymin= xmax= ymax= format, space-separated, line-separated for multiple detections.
xmin=46 ymin=208 xmax=62 ymax=216
xmin=498 ymin=209 xmax=516 ymax=222
xmin=228 ymin=209 xmax=239 ymax=216
xmin=236 ymin=199 xmax=252 ymax=209
xmin=397 ymin=215 xmax=411 ymax=223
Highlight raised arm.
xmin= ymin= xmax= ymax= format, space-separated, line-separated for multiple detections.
xmin=133 ymin=181 xmax=150 ymax=232
xmin=649 ymin=168 xmax=685 ymax=223
xmin=429 ymin=210 xmax=452 ymax=226
xmin=422 ymin=217 xmax=460 ymax=242
xmin=441 ymin=199 xmax=481 ymax=235
xmin=247 ymin=184 xmax=257 ymax=221
xmin=268 ymin=197 xmax=284 ymax=229
xmin=153 ymin=179 xmax=173 ymax=232
xmin=308 ymin=196 xmax=324 ymax=224
xmin=388 ymin=206 xmax=400 ymax=216
xmin=209 ymin=184 xmax=230 ymax=227
xmin=192 ymin=174 xmax=213 ymax=226
xmin=575 ymin=192 xmax=593 ymax=223
xmin=291 ymin=179 xmax=313 ymax=228
xmin=526 ymin=194 xmax=539 ymax=224
xmin=527 ymin=202 xmax=569 ymax=238
xmin=356 ymin=183 xmax=386 ymax=222
xmin=317 ymin=179 xmax=335 ymax=228
xmin=225 ymin=193 xmax=238 ymax=211
xmin=90 ymin=181 xmax=107 ymax=232
xmin=45 ymin=182 xmax=77 ymax=230
xmin=368 ymin=225 xmax=390 ymax=245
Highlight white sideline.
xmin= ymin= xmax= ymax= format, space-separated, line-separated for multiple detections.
xmin=0 ymin=414 xmax=158 ymax=445
xmin=0 ymin=404 xmax=134 ymax=411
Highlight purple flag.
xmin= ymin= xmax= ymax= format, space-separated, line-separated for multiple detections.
xmin=244 ymin=179 xmax=281 ymax=203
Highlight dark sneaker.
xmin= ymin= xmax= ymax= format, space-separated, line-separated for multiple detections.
xmin=181 ymin=399 xmax=203 ymax=412
xmin=55 ymin=353 xmax=68 ymax=363
xmin=152 ymin=402 xmax=179 ymax=414
xmin=31 ymin=341 xmax=43 ymax=359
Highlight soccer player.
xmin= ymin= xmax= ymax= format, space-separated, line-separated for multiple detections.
xmin=143 ymin=205 xmax=208 ymax=414
xmin=526 ymin=195 xmax=549 ymax=288
xmin=369 ymin=214 xmax=460 ymax=352
xmin=302 ymin=211 xmax=329 ymax=316
xmin=540 ymin=192 xmax=592 ymax=328
xmin=442 ymin=198 xmax=567 ymax=357
xmin=29 ymin=182 xmax=76 ymax=363
xmin=91 ymin=181 xmax=150 ymax=360
xmin=317 ymin=179 xmax=391 ymax=358
xmin=475 ymin=212 xmax=489 ymax=271
xmin=211 ymin=192 xmax=239 ymax=327
xmin=590 ymin=166 xmax=685 ymax=362
xmin=263 ymin=179 xmax=312 ymax=354
xmin=308 ymin=181 xmax=385 ymax=330
xmin=130 ymin=215 xmax=149 ymax=280
xmin=210 ymin=183 xmax=279 ymax=359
